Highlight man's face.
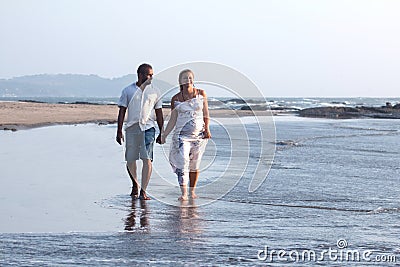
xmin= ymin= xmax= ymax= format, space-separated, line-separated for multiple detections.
xmin=139 ymin=68 xmax=153 ymax=86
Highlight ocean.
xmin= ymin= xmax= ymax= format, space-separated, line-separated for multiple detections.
xmin=0 ymin=99 xmax=399 ymax=265
xmin=1 ymin=96 xmax=399 ymax=111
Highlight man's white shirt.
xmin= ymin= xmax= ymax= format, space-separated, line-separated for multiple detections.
xmin=118 ymin=83 xmax=162 ymax=130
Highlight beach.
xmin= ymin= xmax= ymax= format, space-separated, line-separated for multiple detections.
xmin=0 ymin=101 xmax=275 ymax=130
xmin=1 ymin=111 xmax=399 ymax=265
xmin=3 ymin=0 xmax=400 ymax=264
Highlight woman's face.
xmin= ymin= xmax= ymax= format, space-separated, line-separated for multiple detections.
xmin=179 ymin=72 xmax=194 ymax=87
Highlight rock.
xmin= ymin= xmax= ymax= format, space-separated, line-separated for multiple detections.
xmin=298 ymin=107 xmax=360 ymax=118
xmin=3 ymin=127 xmax=17 ymax=131
xmin=359 ymin=106 xmax=391 ymax=113
xmin=224 ymin=98 xmax=246 ymax=104
xmin=240 ymin=105 xmax=268 ymax=111
xmin=298 ymin=106 xmax=400 ymax=119
xmin=276 ymin=140 xmax=298 ymax=146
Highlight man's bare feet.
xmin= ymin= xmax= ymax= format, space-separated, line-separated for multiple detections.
xmin=190 ymin=192 xmax=198 ymax=199
xmin=139 ymin=189 xmax=151 ymax=200
xmin=130 ymin=187 xmax=139 ymax=199
xmin=127 ymin=166 xmax=139 ymax=198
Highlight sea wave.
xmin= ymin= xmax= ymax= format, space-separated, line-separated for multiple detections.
xmin=2 ymin=96 xmax=399 ymax=111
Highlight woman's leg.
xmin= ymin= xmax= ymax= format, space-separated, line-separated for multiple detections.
xmin=179 ymin=184 xmax=189 ymax=201
xmin=189 ymin=171 xmax=199 ymax=198
xmin=177 ymin=138 xmax=192 ymax=201
xmin=176 ymin=169 xmax=189 ymax=201
xmin=188 ymin=139 xmax=208 ymax=198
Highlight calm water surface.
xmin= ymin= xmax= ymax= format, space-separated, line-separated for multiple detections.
xmin=1 ymin=116 xmax=399 ymax=266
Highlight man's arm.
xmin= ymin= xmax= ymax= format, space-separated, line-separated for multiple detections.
xmin=116 ymin=106 xmax=126 ymax=145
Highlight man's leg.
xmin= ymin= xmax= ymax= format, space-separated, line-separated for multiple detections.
xmin=127 ymin=161 xmax=139 ymax=198
xmin=139 ymin=128 xmax=155 ymax=200
xmin=125 ymin=124 xmax=142 ymax=198
xmin=139 ymin=159 xmax=152 ymax=200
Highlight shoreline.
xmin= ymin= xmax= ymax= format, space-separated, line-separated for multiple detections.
xmin=0 ymin=101 xmax=280 ymax=131
xmin=3 ymin=100 xmax=399 ymax=131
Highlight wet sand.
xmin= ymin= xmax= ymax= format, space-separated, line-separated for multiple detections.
xmin=0 ymin=118 xmax=271 ymax=232
xmin=0 ymin=124 xmax=134 ymax=232
xmin=0 ymin=101 xmax=275 ymax=130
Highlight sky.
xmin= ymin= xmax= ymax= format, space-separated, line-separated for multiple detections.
xmin=1 ymin=0 xmax=399 ymax=97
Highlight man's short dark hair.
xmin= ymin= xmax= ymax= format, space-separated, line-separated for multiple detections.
xmin=137 ymin=63 xmax=153 ymax=76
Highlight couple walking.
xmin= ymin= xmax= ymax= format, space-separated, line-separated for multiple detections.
xmin=116 ymin=63 xmax=211 ymax=201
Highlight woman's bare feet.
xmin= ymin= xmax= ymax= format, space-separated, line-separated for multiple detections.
xmin=190 ymin=192 xmax=198 ymax=199
xmin=179 ymin=185 xmax=188 ymax=201
xmin=178 ymin=195 xmax=189 ymax=201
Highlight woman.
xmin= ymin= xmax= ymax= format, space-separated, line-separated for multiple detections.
xmin=161 ymin=69 xmax=211 ymax=200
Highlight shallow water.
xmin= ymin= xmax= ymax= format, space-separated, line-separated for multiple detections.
xmin=1 ymin=116 xmax=399 ymax=266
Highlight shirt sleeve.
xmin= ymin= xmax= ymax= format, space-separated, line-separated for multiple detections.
xmin=154 ymin=98 xmax=163 ymax=109
xmin=117 ymin=88 xmax=128 ymax=107
xmin=154 ymin=87 xmax=163 ymax=109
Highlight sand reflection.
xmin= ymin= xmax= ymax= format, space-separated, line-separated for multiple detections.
xmin=124 ymin=199 xmax=149 ymax=231
xmin=175 ymin=199 xmax=203 ymax=234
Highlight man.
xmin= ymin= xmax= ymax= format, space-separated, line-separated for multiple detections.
xmin=116 ymin=63 xmax=163 ymax=200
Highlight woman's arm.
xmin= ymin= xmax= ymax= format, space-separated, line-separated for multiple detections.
xmin=161 ymin=96 xmax=178 ymax=143
xmin=200 ymin=89 xmax=211 ymax=139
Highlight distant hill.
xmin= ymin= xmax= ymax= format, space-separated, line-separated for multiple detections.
xmin=0 ymin=74 xmax=137 ymax=97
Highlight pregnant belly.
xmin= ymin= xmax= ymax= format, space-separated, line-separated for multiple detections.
xmin=179 ymin=118 xmax=204 ymax=137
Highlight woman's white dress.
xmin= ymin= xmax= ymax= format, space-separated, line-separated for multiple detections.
xmin=169 ymin=94 xmax=208 ymax=185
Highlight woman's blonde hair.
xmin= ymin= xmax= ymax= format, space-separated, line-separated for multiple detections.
xmin=178 ymin=69 xmax=194 ymax=84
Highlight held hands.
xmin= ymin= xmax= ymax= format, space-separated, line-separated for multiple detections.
xmin=160 ymin=134 xmax=166 ymax=144
xmin=156 ymin=133 xmax=167 ymax=144
xmin=156 ymin=133 xmax=163 ymax=144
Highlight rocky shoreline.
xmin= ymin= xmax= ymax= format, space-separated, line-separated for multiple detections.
xmin=298 ymin=103 xmax=400 ymax=119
